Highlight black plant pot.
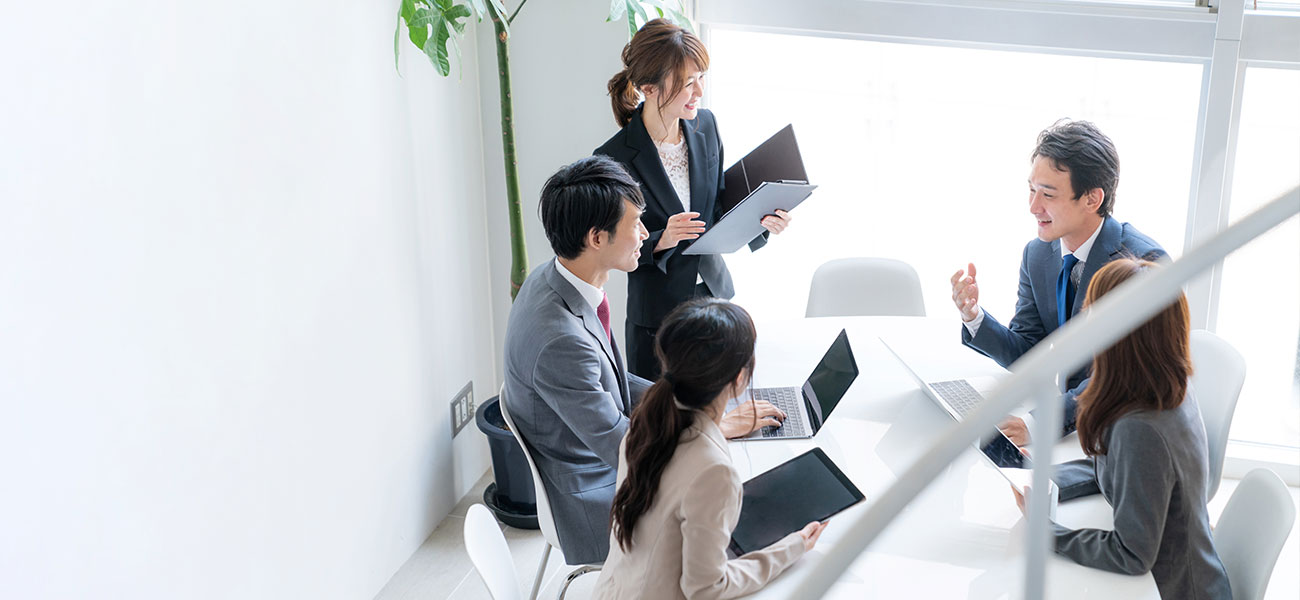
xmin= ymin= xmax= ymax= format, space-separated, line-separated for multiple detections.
xmin=475 ymin=395 xmax=539 ymax=529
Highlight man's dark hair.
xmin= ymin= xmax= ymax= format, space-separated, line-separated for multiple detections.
xmin=539 ymin=155 xmax=646 ymax=260
xmin=1032 ymin=120 xmax=1120 ymax=217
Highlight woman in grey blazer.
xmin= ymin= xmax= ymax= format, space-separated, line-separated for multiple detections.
xmin=1015 ymin=258 xmax=1231 ymax=599
xmin=594 ymin=298 xmax=824 ymax=600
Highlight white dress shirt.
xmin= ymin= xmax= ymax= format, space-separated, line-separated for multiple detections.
xmin=555 ymin=258 xmax=604 ymax=312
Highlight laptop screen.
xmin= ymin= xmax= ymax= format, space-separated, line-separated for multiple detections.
xmin=804 ymin=329 xmax=858 ymax=427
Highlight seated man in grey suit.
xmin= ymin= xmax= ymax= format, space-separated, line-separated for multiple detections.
xmin=503 ymin=156 xmax=784 ymax=565
xmin=949 ymin=120 xmax=1166 ymax=446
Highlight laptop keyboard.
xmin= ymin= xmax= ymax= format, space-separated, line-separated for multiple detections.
xmin=751 ymin=387 xmax=805 ymax=437
xmin=930 ymin=379 xmax=984 ymax=417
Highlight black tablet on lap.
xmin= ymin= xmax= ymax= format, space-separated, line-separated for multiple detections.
xmin=728 ymin=448 xmax=865 ymax=556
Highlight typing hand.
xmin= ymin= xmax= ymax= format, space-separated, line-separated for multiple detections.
xmin=719 ymin=399 xmax=786 ymax=439
xmin=799 ymin=520 xmax=828 ymax=551
xmin=950 ymin=262 xmax=980 ymax=322
xmin=999 ymin=416 xmax=1031 ymax=447
xmin=760 ymin=209 xmax=792 ymax=235
xmin=655 ymin=211 xmax=706 ymax=252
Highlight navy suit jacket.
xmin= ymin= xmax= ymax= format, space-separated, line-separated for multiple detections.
xmin=962 ymin=217 xmax=1166 ymax=433
xmin=502 ymin=261 xmax=651 ymax=564
xmin=594 ymin=107 xmax=766 ymax=328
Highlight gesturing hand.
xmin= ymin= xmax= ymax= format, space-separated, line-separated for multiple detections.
xmin=655 ymin=211 xmax=706 ymax=252
xmin=950 ymin=262 xmax=980 ymax=322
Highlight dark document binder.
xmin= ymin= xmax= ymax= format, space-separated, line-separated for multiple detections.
xmin=684 ymin=124 xmax=815 ymax=255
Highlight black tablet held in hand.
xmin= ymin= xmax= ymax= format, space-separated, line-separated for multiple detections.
xmin=728 ymin=448 xmax=864 ymax=556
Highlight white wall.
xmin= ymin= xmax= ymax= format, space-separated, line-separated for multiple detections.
xmin=0 ymin=2 xmax=494 ymax=598
xmin=476 ymin=0 xmax=634 ymax=370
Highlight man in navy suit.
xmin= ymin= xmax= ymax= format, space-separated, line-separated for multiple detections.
xmin=950 ymin=120 xmax=1166 ymax=446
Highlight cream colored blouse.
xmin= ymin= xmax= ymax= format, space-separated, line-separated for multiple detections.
xmin=593 ymin=413 xmax=806 ymax=600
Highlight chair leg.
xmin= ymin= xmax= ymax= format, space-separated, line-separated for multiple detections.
xmin=554 ymin=565 xmax=600 ymax=600
xmin=528 ymin=544 xmax=551 ymax=600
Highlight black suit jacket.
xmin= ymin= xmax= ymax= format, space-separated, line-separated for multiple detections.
xmin=594 ymin=107 xmax=767 ymax=328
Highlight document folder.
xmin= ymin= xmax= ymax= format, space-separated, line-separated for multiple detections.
xmin=684 ymin=124 xmax=815 ymax=255
xmin=684 ymin=181 xmax=816 ymax=255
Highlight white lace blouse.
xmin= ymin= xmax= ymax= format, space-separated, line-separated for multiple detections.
xmin=656 ymin=136 xmax=690 ymax=213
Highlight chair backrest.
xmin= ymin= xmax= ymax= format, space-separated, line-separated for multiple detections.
xmin=497 ymin=385 xmax=563 ymax=551
xmin=1189 ymin=329 xmax=1247 ymax=501
xmin=1213 ymin=468 xmax=1297 ymax=600
xmin=806 ymin=257 xmax=926 ymax=318
xmin=465 ymin=504 xmax=524 ymax=600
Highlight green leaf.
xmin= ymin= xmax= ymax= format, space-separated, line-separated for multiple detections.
xmin=667 ymin=7 xmax=694 ymax=34
xmin=607 ymin=0 xmax=626 ymax=22
xmin=425 ymin=19 xmax=452 ymax=76
xmin=400 ymin=0 xmax=417 ymax=21
xmin=409 ymin=20 xmax=429 ymax=48
xmin=630 ymin=0 xmax=649 ymax=25
xmin=394 ymin=14 xmax=402 ymax=73
xmin=626 ymin=6 xmax=636 ymax=39
xmin=467 ymin=0 xmax=488 ymax=19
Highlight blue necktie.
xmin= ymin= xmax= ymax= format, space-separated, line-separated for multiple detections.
xmin=1057 ymin=254 xmax=1080 ymax=328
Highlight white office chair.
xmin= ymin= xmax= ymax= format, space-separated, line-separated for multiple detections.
xmin=465 ymin=503 xmax=524 ymax=600
xmin=806 ymin=257 xmax=926 ymax=318
xmin=1189 ymin=329 xmax=1247 ymax=501
xmin=497 ymin=385 xmax=600 ymax=600
xmin=1213 ymin=468 xmax=1297 ymax=600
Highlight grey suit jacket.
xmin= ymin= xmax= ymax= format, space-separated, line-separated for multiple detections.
xmin=502 ymin=260 xmax=651 ymax=565
xmin=1051 ymin=391 xmax=1232 ymax=599
xmin=962 ymin=216 xmax=1165 ymax=433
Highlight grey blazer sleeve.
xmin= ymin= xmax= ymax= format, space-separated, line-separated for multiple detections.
xmin=1052 ymin=419 xmax=1174 ymax=575
xmin=1053 ymin=457 xmax=1101 ymax=502
xmin=628 ymin=373 xmax=654 ymax=408
xmin=532 ymin=333 xmax=630 ymax=468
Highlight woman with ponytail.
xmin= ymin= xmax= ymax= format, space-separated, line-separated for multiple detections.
xmin=1013 ymin=259 xmax=1230 ymax=599
xmin=594 ymin=298 xmax=825 ymax=600
xmin=594 ymin=18 xmax=792 ymax=383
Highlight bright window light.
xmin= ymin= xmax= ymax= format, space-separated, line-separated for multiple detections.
xmin=1218 ymin=66 xmax=1300 ymax=449
xmin=710 ymin=28 xmax=1201 ymax=330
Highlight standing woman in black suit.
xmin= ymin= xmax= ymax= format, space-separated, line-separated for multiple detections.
xmin=595 ymin=18 xmax=791 ymax=380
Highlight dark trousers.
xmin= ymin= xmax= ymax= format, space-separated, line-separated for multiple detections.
xmin=625 ymin=282 xmax=712 ymax=380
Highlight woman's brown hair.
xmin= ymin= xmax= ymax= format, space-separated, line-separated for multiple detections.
xmin=610 ymin=297 xmax=756 ymax=551
xmin=1075 ymin=258 xmax=1193 ymax=456
xmin=607 ymin=18 xmax=710 ymax=128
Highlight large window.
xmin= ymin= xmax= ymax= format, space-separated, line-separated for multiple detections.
xmin=710 ymin=29 xmax=1202 ymax=326
xmin=1218 ymin=66 xmax=1300 ymax=449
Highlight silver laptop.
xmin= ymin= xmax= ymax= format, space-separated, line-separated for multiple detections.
xmin=880 ymin=339 xmax=1030 ymax=470
xmin=733 ymin=329 xmax=858 ymax=440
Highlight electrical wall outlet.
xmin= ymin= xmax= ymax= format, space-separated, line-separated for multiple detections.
xmin=450 ymin=381 xmax=474 ymax=437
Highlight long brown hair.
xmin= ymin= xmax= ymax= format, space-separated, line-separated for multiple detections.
xmin=610 ymin=298 xmax=756 ymax=551
xmin=606 ymin=18 xmax=710 ymax=128
xmin=1075 ymin=258 xmax=1192 ymax=455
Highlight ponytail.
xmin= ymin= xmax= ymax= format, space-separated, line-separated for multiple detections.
xmin=610 ymin=378 xmax=692 ymax=551
xmin=609 ymin=298 xmax=755 ymax=552
xmin=606 ymin=18 xmax=710 ymax=130
xmin=607 ymin=68 xmax=639 ymax=128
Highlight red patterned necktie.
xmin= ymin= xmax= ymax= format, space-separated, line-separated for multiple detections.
xmin=597 ymin=293 xmax=612 ymax=341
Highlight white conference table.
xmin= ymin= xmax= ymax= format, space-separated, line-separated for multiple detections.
xmin=731 ymin=316 xmax=1157 ymax=599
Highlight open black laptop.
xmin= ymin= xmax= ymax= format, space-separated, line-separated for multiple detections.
xmin=733 ymin=329 xmax=858 ymax=441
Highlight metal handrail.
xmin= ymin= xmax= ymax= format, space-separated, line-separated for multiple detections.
xmin=787 ymin=185 xmax=1300 ymax=600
